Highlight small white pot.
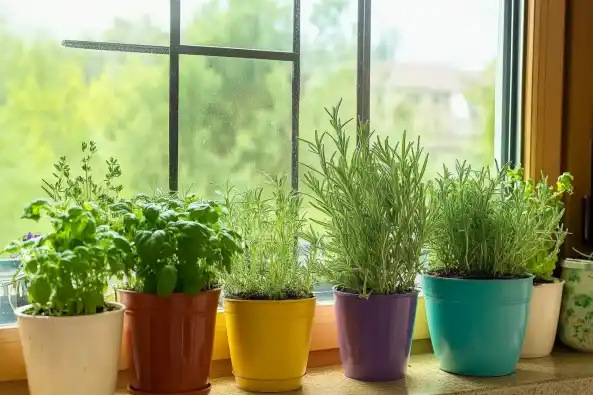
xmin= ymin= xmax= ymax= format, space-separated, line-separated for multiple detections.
xmin=15 ymin=302 xmax=124 ymax=395
xmin=520 ymin=280 xmax=564 ymax=358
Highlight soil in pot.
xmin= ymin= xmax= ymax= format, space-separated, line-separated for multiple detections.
xmin=423 ymin=274 xmax=533 ymax=376
xmin=224 ymin=297 xmax=316 ymax=392
xmin=334 ymin=288 xmax=418 ymax=381
xmin=520 ymin=279 xmax=564 ymax=358
xmin=16 ymin=302 xmax=125 ymax=395
xmin=119 ymin=288 xmax=220 ymax=395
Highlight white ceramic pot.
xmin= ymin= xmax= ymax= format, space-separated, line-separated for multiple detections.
xmin=520 ymin=280 xmax=564 ymax=358
xmin=15 ymin=302 xmax=124 ymax=395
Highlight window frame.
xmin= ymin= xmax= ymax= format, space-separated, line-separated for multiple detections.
xmin=0 ymin=0 xmax=540 ymax=382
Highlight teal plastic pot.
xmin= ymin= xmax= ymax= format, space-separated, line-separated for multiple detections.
xmin=423 ymin=274 xmax=533 ymax=377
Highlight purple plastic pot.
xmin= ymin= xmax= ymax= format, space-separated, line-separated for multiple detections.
xmin=334 ymin=288 xmax=418 ymax=381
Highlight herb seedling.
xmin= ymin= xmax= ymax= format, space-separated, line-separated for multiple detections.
xmin=42 ymin=141 xmax=123 ymax=209
xmin=219 ymin=174 xmax=319 ymax=300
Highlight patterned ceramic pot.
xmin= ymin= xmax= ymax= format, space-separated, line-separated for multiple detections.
xmin=559 ymin=259 xmax=593 ymax=352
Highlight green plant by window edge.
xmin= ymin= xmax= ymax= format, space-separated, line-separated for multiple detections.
xmin=506 ymin=168 xmax=572 ymax=282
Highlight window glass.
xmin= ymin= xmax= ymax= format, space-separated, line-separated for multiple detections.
xmin=0 ymin=6 xmax=169 ymax=324
xmin=370 ymin=0 xmax=501 ymax=177
xmin=299 ymin=0 xmax=358 ymax=303
xmin=181 ymin=0 xmax=294 ymax=52
xmin=0 ymin=0 xmax=170 ymax=45
xmin=179 ymin=56 xmax=293 ymax=195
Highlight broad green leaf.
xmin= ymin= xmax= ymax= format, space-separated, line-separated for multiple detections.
xmin=157 ymin=265 xmax=178 ymax=297
xmin=28 ymin=276 xmax=52 ymax=304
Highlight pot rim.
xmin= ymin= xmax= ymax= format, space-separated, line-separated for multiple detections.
xmin=332 ymin=285 xmax=419 ymax=298
xmin=223 ymin=296 xmax=316 ymax=304
xmin=533 ymin=278 xmax=565 ymax=287
xmin=117 ymin=287 xmax=221 ymax=296
xmin=422 ymin=273 xmax=534 ymax=282
xmin=561 ymin=258 xmax=593 ymax=269
xmin=14 ymin=301 xmax=125 ymax=320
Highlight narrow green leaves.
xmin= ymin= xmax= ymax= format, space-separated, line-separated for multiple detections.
xmin=299 ymin=101 xmax=429 ymax=296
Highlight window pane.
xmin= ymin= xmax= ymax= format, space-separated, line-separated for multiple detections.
xmin=181 ymin=0 xmax=294 ymax=52
xmin=179 ymin=57 xmax=293 ymax=195
xmin=299 ymin=0 xmax=358 ymax=303
xmin=0 ymin=0 xmax=169 ymax=45
xmin=370 ymin=0 xmax=501 ymax=178
xmin=0 ymin=12 xmax=169 ymax=296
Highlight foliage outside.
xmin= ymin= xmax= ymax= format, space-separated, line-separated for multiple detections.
xmin=427 ymin=162 xmax=566 ymax=278
xmin=0 ymin=1 xmax=499 ymax=251
xmin=302 ymin=103 xmax=430 ymax=297
xmin=506 ymin=168 xmax=572 ymax=281
xmin=3 ymin=199 xmax=132 ymax=316
xmin=219 ymin=174 xmax=319 ymax=300
xmin=111 ymin=191 xmax=243 ymax=297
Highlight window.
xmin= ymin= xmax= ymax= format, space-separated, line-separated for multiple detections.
xmin=0 ymin=0 xmax=522 ymax=325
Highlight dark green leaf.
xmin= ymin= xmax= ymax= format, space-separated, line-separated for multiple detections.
xmin=157 ymin=265 xmax=178 ymax=297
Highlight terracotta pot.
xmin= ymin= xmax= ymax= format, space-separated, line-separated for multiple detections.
xmin=520 ymin=280 xmax=564 ymax=358
xmin=15 ymin=302 xmax=124 ymax=395
xmin=119 ymin=289 xmax=221 ymax=395
xmin=224 ymin=297 xmax=315 ymax=392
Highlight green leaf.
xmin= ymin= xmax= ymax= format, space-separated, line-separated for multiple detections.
xmin=3 ymin=240 xmax=22 ymax=254
xmin=142 ymin=203 xmax=160 ymax=223
xmin=22 ymin=198 xmax=52 ymax=221
xmin=157 ymin=265 xmax=178 ymax=297
xmin=123 ymin=213 xmax=139 ymax=229
xmin=24 ymin=259 xmax=38 ymax=274
xmin=149 ymin=230 xmax=167 ymax=254
xmin=110 ymin=202 xmax=132 ymax=214
xmin=187 ymin=202 xmax=219 ymax=223
xmin=28 ymin=276 xmax=52 ymax=305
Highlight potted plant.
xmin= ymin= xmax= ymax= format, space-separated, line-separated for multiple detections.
xmin=505 ymin=168 xmax=572 ymax=358
xmin=424 ymin=162 xmax=563 ymax=377
xmin=113 ymin=191 xmax=242 ymax=395
xmin=3 ymin=198 xmax=132 ymax=395
xmin=219 ymin=174 xmax=319 ymax=392
xmin=301 ymin=103 xmax=430 ymax=381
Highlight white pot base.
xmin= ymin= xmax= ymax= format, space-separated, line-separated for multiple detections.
xmin=521 ymin=281 xmax=564 ymax=358
xmin=16 ymin=303 xmax=125 ymax=395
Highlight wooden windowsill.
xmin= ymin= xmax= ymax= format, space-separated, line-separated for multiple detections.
xmin=3 ymin=345 xmax=593 ymax=395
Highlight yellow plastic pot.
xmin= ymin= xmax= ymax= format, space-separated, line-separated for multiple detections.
xmin=223 ymin=297 xmax=316 ymax=392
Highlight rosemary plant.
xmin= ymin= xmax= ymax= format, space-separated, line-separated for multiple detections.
xmin=219 ymin=174 xmax=319 ymax=300
xmin=427 ymin=161 xmax=566 ymax=278
xmin=301 ymin=102 xmax=430 ymax=297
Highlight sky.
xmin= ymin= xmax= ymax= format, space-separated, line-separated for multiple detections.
xmin=0 ymin=0 xmax=500 ymax=71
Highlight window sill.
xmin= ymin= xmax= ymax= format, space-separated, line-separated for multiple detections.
xmin=3 ymin=345 xmax=593 ymax=394
xmin=0 ymin=296 xmax=430 ymax=382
